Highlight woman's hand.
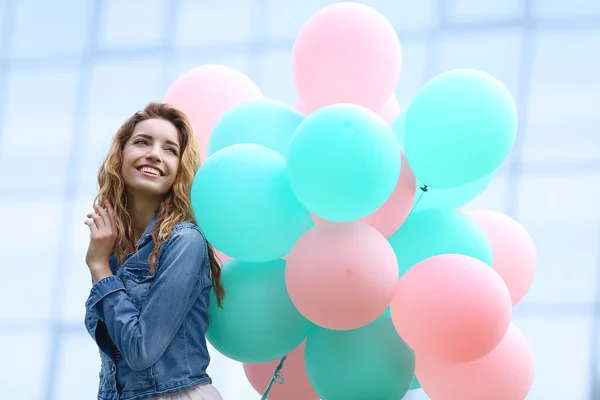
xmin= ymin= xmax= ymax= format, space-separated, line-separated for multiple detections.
xmin=85 ymin=200 xmax=117 ymax=280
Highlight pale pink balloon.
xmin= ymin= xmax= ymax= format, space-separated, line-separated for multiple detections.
xmin=378 ymin=95 xmax=401 ymax=125
xmin=295 ymin=99 xmax=310 ymax=116
xmin=416 ymin=323 xmax=535 ymax=400
xmin=213 ymin=249 xmax=231 ymax=264
xmin=285 ymin=221 xmax=399 ymax=330
xmin=296 ymin=95 xmax=400 ymax=126
xmin=243 ymin=341 xmax=319 ymax=400
xmin=313 ymin=148 xmax=415 ymax=237
xmin=164 ymin=65 xmax=263 ymax=160
xmin=390 ymin=254 xmax=512 ymax=364
xmin=292 ymin=3 xmax=402 ymax=114
xmin=465 ymin=210 xmax=537 ymax=306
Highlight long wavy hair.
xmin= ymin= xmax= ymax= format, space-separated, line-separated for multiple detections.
xmin=94 ymin=101 xmax=225 ymax=307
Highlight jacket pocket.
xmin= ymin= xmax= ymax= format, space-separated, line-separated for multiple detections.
xmin=122 ymin=263 xmax=155 ymax=309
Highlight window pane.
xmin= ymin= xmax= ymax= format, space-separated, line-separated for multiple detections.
xmin=517 ymin=171 xmax=600 ymax=223
xmin=0 ymin=201 xmax=63 ymax=321
xmin=516 ymin=171 xmax=600 ymax=304
xmin=533 ymin=0 xmax=600 ymax=20
xmin=517 ymin=220 xmax=599 ymax=304
xmin=79 ymin=58 xmax=164 ymax=193
xmin=54 ymin=332 xmax=101 ymax=400
xmin=462 ymin=173 xmax=511 ymax=214
xmin=447 ymin=0 xmax=523 ymax=24
xmin=0 ymin=67 xmax=79 ymax=199
xmin=10 ymin=0 xmax=90 ymax=57
xmin=265 ymin=0 xmax=334 ymax=40
xmin=0 ymin=330 xmax=50 ymax=398
xmin=523 ymin=29 xmax=600 ymax=163
xmin=255 ymin=51 xmax=295 ymax=105
xmin=0 ymin=0 xmax=9 ymax=52
xmin=175 ymin=0 xmax=255 ymax=46
xmin=266 ymin=0 xmax=436 ymax=39
xmin=512 ymin=314 xmax=593 ymax=399
xmin=358 ymin=0 xmax=437 ymax=30
xmin=395 ymin=42 xmax=429 ymax=109
xmin=99 ymin=0 xmax=167 ymax=49
xmin=61 ymin=199 xmax=99 ymax=325
xmin=435 ymin=30 xmax=523 ymax=104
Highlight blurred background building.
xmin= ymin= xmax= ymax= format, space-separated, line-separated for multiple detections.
xmin=0 ymin=0 xmax=598 ymax=398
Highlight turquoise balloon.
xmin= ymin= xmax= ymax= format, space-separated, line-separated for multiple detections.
xmin=404 ymin=69 xmax=517 ymax=189
xmin=207 ymin=259 xmax=311 ymax=363
xmin=388 ymin=209 xmax=493 ymax=276
xmin=305 ymin=310 xmax=415 ymax=400
xmin=191 ymin=144 xmax=311 ymax=262
xmin=207 ymin=99 xmax=304 ymax=157
xmin=410 ymin=376 xmax=421 ymax=390
xmin=413 ymin=173 xmax=495 ymax=211
xmin=391 ymin=111 xmax=406 ymax=145
xmin=286 ymin=104 xmax=401 ymax=222
xmin=394 ymin=118 xmax=496 ymax=210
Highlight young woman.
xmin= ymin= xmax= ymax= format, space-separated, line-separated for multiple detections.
xmin=83 ymin=102 xmax=225 ymax=400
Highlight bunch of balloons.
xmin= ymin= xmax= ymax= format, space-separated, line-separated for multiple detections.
xmin=164 ymin=2 xmax=537 ymax=400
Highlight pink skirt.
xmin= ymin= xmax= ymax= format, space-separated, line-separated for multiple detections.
xmin=153 ymin=383 xmax=223 ymax=400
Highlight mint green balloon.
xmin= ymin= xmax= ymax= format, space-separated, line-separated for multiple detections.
xmin=207 ymin=259 xmax=311 ymax=363
xmin=286 ymin=103 xmax=401 ymax=222
xmin=391 ymin=111 xmax=406 ymax=144
xmin=305 ymin=310 xmax=415 ymax=400
xmin=393 ymin=113 xmax=496 ymax=211
xmin=191 ymin=144 xmax=311 ymax=262
xmin=207 ymin=99 xmax=304 ymax=157
xmin=388 ymin=209 xmax=492 ymax=276
xmin=404 ymin=69 xmax=517 ymax=189
xmin=410 ymin=376 xmax=421 ymax=390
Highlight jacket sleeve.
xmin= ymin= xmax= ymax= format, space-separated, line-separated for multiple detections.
xmin=84 ymin=226 xmax=209 ymax=371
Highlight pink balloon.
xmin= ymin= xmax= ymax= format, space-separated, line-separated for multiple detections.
xmin=243 ymin=341 xmax=319 ymax=400
xmin=296 ymin=95 xmax=400 ymax=126
xmin=313 ymin=148 xmax=415 ymax=237
xmin=416 ymin=323 xmax=535 ymax=400
xmin=390 ymin=254 xmax=512 ymax=363
xmin=285 ymin=222 xmax=399 ymax=330
xmin=164 ymin=65 xmax=263 ymax=160
xmin=378 ymin=95 xmax=401 ymax=125
xmin=292 ymin=3 xmax=402 ymax=114
xmin=294 ymin=99 xmax=310 ymax=116
xmin=213 ymin=249 xmax=231 ymax=264
xmin=464 ymin=210 xmax=537 ymax=306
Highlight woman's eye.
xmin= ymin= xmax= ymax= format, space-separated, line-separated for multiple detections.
xmin=167 ymin=148 xmax=178 ymax=155
xmin=134 ymin=139 xmax=148 ymax=145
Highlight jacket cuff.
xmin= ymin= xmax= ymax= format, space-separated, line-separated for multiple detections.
xmin=85 ymin=275 xmax=126 ymax=310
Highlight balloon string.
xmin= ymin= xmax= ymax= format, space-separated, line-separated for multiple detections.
xmin=260 ymin=355 xmax=287 ymax=400
xmin=409 ymin=185 xmax=428 ymax=215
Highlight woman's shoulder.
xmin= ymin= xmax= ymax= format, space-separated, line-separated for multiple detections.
xmin=169 ymin=221 xmax=205 ymax=239
xmin=165 ymin=221 xmax=206 ymax=247
xmin=158 ymin=221 xmax=208 ymax=260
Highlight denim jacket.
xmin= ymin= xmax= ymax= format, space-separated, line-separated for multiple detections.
xmin=84 ymin=215 xmax=213 ymax=400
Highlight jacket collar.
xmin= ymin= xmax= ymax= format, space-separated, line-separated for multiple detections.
xmin=136 ymin=211 xmax=159 ymax=247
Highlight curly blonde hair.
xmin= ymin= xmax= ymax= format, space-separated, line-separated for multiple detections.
xmin=93 ymin=101 xmax=225 ymax=307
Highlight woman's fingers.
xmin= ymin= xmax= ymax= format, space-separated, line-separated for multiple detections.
xmin=84 ymin=218 xmax=98 ymax=234
xmin=104 ymin=200 xmax=116 ymax=229
xmin=96 ymin=203 xmax=112 ymax=230
xmin=87 ymin=211 xmax=104 ymax=230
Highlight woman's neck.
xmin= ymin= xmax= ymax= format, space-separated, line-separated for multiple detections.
xmin=127 ymin=194 xmax=161 ymax=241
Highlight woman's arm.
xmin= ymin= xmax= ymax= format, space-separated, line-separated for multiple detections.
xmin=84 ymin=226 xmax=209 ymax=371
